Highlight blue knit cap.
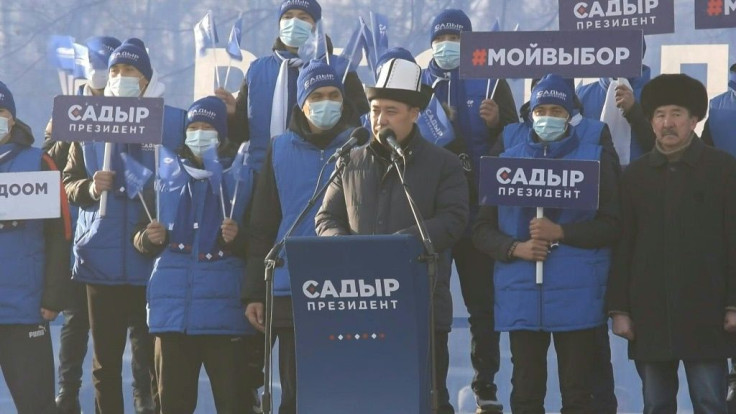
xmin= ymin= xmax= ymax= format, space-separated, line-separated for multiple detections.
xmin=279 ymin=0 xmax=321 ymax=22
xmin=85 ymin=36 xmax=121 ymax=70
xmin=186 ymin=96 xmax=228 ymax=141
xmin=430 ymin=9 xmax=472 ymax=43
xmin=0 ymin=81 xmax=16 ymax=119
xmin=108 ymin=38 xmax=153 ymax=81
xmin=297 ymin=60 xmax=343 ymax=108
xmin=531 ymin=74 xmax=575 ymax=116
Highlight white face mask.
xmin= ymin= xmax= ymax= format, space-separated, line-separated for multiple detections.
xmin=106 ymin=76 xmax=141 ymax=97
xmin=0 ymin=116 xmax=9 ymax=139
xmin=185 ymin=129 xmax=219 ymax=157
xmin=86 ymin=67 xmax=108 ymax=90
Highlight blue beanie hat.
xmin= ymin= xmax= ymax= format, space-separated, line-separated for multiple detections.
xmin=186 ymin=96 xmax=228 ymax=141
xmin=279 ymin=0 xmax=321 ymax=22
xmin=0 ymin=82 xmax=16 ymax=119
xmin=530 ymin=74 xmax=575 ymax=116
xmin=297 ymin=60 xmax=343 ymax=108
xmin=108 ymin=38 xmax=153 ymax=81
xmin=86 ymin=36 xmax=121 ymax=70
xmin=376 ymin=47 xmax=416 ymax=78
xmin=430 ymin=9 xmax=472 ymax=43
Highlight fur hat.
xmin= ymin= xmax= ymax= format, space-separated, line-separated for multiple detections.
xmin=640 ymin=74 xmax=708 ymax=121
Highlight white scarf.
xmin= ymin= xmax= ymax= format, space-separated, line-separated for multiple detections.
xmin=600 ymin=77 xmax=632 ymax=166
xmin=270 ymin=52 xmax=303 ymax=139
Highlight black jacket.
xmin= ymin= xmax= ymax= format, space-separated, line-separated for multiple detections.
xmin=607 ymin=137 xmax=736 ymax=361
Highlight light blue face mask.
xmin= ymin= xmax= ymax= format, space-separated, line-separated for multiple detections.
xmin=107 ymin=76 xmax=141 ymax=97
xmin=533 ymin=116 xmax=568 ymax=142
xmin=279 ymin=18 xmax=313 ymax=48
xmin=185 ymin=129 xmax=219 ymax=157
xmin=432 ymin=41 xmax=461 ymax=70
xmin=307 ymin=100 xmax=342 ymax=130
xmin=0 ymin=116 xmax=9 ymax=139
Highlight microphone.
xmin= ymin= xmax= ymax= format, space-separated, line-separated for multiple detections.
xmin=327 ymin=127 xmax=370 ymax=163
xmin=378 ymin=128 xmax=404 ymax=158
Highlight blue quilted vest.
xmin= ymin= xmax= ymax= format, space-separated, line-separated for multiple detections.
xmin=147 ymin=154 xmax=255 ymax=335
xmin=707 ymin=89 xmax=736 ymax=157
xmin=494 ymin=128 xmax=611 ymax=332
xmin=0 ymin=144 xmax=46 ymax=324
xmin=271 ymin=128 xmax=351 ymax=296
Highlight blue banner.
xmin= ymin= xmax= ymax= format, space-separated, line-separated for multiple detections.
xmin=286 ymin=235 xmax=431 ymax=414
xmin=694 ymin=0 xmax=736 ymax=29
xmin=559 ymin=0 xmax=674 ymax=34
xmin=51 ymin=96 xmax=164 ymax=144
xmin=459 ymin=30 xmax=643 ymax=79
xmin=479 ymin=157 xmax=601 ymax=210
xmin=417 ymin=95 xmax=455 ymax=147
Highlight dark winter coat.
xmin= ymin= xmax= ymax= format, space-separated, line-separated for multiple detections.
xmin=315 ymin=127 xmax=469 ymax=331
xmin=607 ymin=137 xmax=736 ymax=361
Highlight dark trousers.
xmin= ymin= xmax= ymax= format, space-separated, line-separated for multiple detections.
xmin=87 ymin=283 xmax=156 ymax=414
xmin=155 ymin=333 xmax=253 ymax=413
xmin=452 ymin=237 xmax=500 ymax=397
xmin=590 ymin=324 xmax=618 ymax=413
xmin=435 ymin=330 xmax=454 ymax=414
xmin=509 ymin=329 xmax=597 ymax=414
xmin=0 ymin=323 xmax=57 ymax=414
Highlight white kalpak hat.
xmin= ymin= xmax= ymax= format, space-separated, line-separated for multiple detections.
xmin=365 ymin=58 xmax=431 ymax=110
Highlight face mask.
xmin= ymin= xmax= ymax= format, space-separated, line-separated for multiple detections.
xmin=307 ymin=100 xmax=342 ymax=130
xmin=185 ymin=129 xmax=219 ymax=157
xmin=533 ymin=116 xmax=568 ymax=142
xmin=86 ymin=67 xmax=108 ymax=90
xmin=0 ymin=116 xmax=9 ymax=139
xmin=432 ymin=41 xmax=461 ymax=70
xmin=279 ymin=18 xmax=313 ymax=48
xmin=107 ymin=76 xmax=141 ymax=97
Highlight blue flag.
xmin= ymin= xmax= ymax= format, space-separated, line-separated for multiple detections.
xmin=227 ymin=142 xmax=250 ymax=183
xmin=491 ymin=19 xmax=501 ymax=32
xmin=194 ymin=11 xmax=218 ymax=57
xmin=359 ymin=17 xmax=377 ymax=80
xmin=299 ymin=20 xmax=327 ymax=62
xmin=226 ymin=15 xmax=243 ymax=61
xmin=417 ymin=95 xmax=456 ymax=148
xmin=120 ymin=153 xmax=153 ymax=199
xmin=202 ymin=146 xmax=223 ymax=196
xmin=339 ymin=22 xmax=365 ymax=76
xmin=72 ymin=43 xmax=89 ymax=79
xmin=370 ymin=12 xmax=389 ymax=64
xmin=157 ymin=146 xmax=186 ymax=192
xmin=47 ymin=35 xmax=75 ymax=71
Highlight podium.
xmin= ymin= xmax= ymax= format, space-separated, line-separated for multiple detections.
xmin=285 ymin=235 xmax=431 ymax=414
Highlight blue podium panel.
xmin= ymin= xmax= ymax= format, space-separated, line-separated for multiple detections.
xmin=286 ymin=235 xmax=431 ymax=414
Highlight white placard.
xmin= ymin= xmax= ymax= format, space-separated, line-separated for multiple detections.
xmin=0 ymin=171 xmax=61 ymax=220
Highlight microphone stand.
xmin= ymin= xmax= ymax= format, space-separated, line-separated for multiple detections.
xmin=391 ymin=152 xmax=439 ymax=414
xmin=261 ymin=152 xmax=352 ymax=414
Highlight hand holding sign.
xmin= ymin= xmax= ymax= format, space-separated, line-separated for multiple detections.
xmin=529 ymin=216 xmax=564 ymax=241
xmin=91 ymin=170 xmax=114 ymax=198
xmin=479 ymin=99 xmax=500 ymax=129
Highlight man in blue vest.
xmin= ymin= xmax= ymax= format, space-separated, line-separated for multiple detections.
xmin=703 ymin=63 xmax=736 ymax=157
xmin=0 ymin=81 xmax=72 ymax=414
xmin=63 ymin=38 xmax=167 ymax=414
xmin=473 ymin=74 xmax=621 ymax=413
xmin=421 ymin=10 xmax=518 ymax=413
xmin=215 ymin=0 xmax=369 ymax=173
xmin=243 ymin=60 xmax=358 ymax=414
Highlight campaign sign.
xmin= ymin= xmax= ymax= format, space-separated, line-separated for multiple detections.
xmin=460 ymin=30 xmax=642 ymax=79
xmin=479 ymin=157 xmax=600 ymax=210
xmin=286 ymin=235 xmax=430 ymax=414
xmin=51 ymin=95 xmax=164 ymax=144
xmin=694 ymin=0 xmax=736 ymax=29
xmin=559 ymin=0 xmax=674 ymax=34
xmin=0 ymin=171 xmax=60 ymax=220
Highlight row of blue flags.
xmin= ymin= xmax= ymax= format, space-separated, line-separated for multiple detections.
xmin=194 ymin=10 xmax=243 ymax=62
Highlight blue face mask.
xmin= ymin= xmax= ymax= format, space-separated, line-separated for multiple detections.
xmin=185 ymin=129 xmax=219 ymax=157
xmin=533 ymin=116 xmax=568 ymax=142
xmin=307 ymin=100 xmax=342 ymax=130
xmin=432 ymin=41 xmax=461 ymax=70
xmin=106 ymin=76 xmax=141 ymax=97
xmin=279 ymin=18 xmax=313 ymax=48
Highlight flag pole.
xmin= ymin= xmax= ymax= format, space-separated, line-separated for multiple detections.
xmin=99 ymin=142 xmax=113 ymax=217
xmin=138 ymin=192 xmax=154 ymax=222
xmin=209 ymin=11 xmax=221 ymax=88
xmin=154 ymin=144 xmax=160 ymax=220
xmin=536 ymin=207 xmax=544 ymax=284
xmin=224 ymin=55 xmax=233 ymax=90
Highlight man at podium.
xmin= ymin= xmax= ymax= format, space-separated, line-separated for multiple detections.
xmin=316 ymin=58 xmax=469 ymax=414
